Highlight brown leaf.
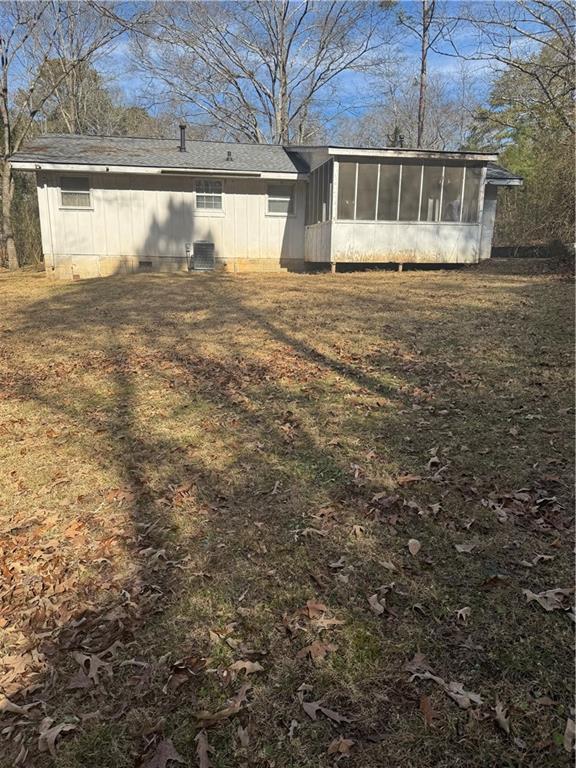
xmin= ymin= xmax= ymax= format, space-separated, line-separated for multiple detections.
xmin=195 ymin=730 xmax=212 ymax=768
xmin=456 ymin=606 xmax=471 ymax=624
xmin=195 ymin=684 xmax=251 ymax=727
xmin=408 ymin=538 xmax=421 ymax=556
xmin=419 ymin=695 xmax=436 ymax=727
xmin=494 ymin=700 xmax=510 ymax=734
xmin=523 ymin=587 xmax=573 ymax=612
xmin=140 ymin=738 xmax=186 ymax=768
xmin=237 ymin=725 xmax=250 ymax=747
xmin=0 ymin=696 xmax=38 ymax=716
xmin=327 ymin=735 xmax=355 ymax=755
xmin=38 ymin=719 xmax=77 ymax=757
xmin=368 ymin=593 xmax=385 ymax=616
xmin=302 ymin=699 xmax=350 ymax=724
xmin=305 ymin=599 xmax=328 ymax=619
xmin=411 ymin=672 xmax=483 ymax=709
xmin=229 ymin=660 xmax=264 ymax=675
xmin=296 ymin=640 xmax=337 ymax=663
xmin=404 ymin=653 xmax=432 ymax=674
xmin=397 ymin=474 xmax=422 ymax=486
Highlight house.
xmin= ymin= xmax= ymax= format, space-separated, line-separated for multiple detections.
xmin=11 ymin=127 xmax=522 ymax=280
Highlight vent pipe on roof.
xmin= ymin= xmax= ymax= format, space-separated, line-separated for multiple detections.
xmin=179 ymin=124 xmax=186 ymax=152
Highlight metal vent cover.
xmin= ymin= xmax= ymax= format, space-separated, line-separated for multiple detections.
xmin=192 ymin=241 xmax=215 ymax=271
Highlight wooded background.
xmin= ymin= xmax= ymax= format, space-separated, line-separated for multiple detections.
xmin=1 ymin=0 xmax=574 ymax=268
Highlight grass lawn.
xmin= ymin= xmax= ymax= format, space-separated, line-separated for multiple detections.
xmin=0 ymin=262 xmax=573 ymax=767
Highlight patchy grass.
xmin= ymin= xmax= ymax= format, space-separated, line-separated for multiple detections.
xmin=0 ymin=263 xmax=573 ymax=767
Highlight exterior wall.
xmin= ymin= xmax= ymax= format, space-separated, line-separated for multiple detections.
xmin=479 ymin=185 xmax=498 ymax=261
xmin=329 ymin=221 xmax=482 ymax=264
xmin=304 ymin=221 xmax=332 ymax=262
xmin=37 ymin=172 xmax=305 ymax=279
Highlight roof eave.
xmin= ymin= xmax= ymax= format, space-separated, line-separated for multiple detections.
xmin=325 ymin=147 xmax=498 ymax=162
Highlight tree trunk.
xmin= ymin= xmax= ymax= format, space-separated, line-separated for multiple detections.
xmin=417 ymin=0 xmax=429 ymax=149
xmin=1 ymin=160 xmax=18 ymax=270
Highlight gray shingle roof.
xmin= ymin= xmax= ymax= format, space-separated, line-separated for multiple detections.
xmin=12 ymin=134 xmax=308 ymax=174
xmin=486 ymin=162 xmax=523 ymax=184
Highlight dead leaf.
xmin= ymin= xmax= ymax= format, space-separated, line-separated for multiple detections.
xmin=38 ymin=719 xmax=77 ymax=757
xmin=195 ymin=684 xmax=251 ymax=727
xmin=368 ymin=593 xmax=385 ymax=616
xmin=412 ymin=672 xmax=483 ymax=709
xmin=327 ymin=735 xmax=355 ymax=755
xmin=454 ymin=542 xmax=477 ymax=553
xmin=380 ymin=560 xmax=397 ymax=572
xmin=237 ymin=725 xmax=250 ymax=747
xmin=305 ymin=599 xmax=328 ymax=619
xmin=456 ymin=606 xmax=471 ymax=624
xmin=419 ymin=695 xmax=435 ymax=726
xmin=494 ymin=700 xmax=510 ymax=734
xmin=140 ymin=738 xmax=186 ymax=768
xmin=408 ymin=538 xmax=421 ymax=556
xmin=397 ymin=474 xmax=422 ymax=486
xmin=404 ymin=653 xmax=432 ymax=674
xmin=523 ymin=587 xmax=573 ymax=612
xmin=0 ymin=696 xmax=38 ymax=716
xmin=195 ymin=731 xmax=212 ymax=768
xmin=229 ymin=660 xmax=264 ymax=675
xmin=302 ymin=699 xmax=351 ymax=723
xmin=296 ymin=640 xmax=337 ymax=663
xmin=564 ymin=718 xmax=575 ymax=753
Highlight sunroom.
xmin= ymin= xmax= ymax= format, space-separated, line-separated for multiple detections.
xmin=298 ymin=147 xmax=509 ymax=268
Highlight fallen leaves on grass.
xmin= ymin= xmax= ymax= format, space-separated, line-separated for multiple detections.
xmin=456 ymin=606 xmax=471 ymax=624
xmin=302 ymin=700 xmax=351 ymax=724
xmin=140 ymin=738 xmax=185 ymax=768
xmin=454 ymin=542 xmax=477 ymax=554
xmin=327 ymin=735 xmax=355 ymax=755
xmin=368 ymin=593 xmax=386 ymax=616
xmin=419 ymin=695 xmax=436 ymax=727
xmin=494 ymin=700 xmax=510 ymax=734
xmin=564 ymin=717 xmax=575 ymax=753
xmin=0 ymin=696 xmax=39 ymax=716
xmin=195 ymin=684 xmax=252 ymax=727
xmin=408 ymin=539 xmax=421 ymax=556
xmin=522 ymin=587 xmax=573 ymax=612
xmin=296 ymin=640 xmax=337 ymax=664
xmin=38 ymin=718 xmax=77 ymax=757
xmin=411 ymin=671 xmax=483 ymax=709
xmin=195 ymin=731 xmax=213 ymax=768
xmin=229 ymin=660 xmax=264 ymax=675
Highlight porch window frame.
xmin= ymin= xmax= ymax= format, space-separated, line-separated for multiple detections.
xmin=266 ymin=183 xmax=295 ymax=216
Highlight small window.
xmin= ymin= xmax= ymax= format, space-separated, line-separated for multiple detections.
xmin=196 ymin=179 xmax=222 ymax=209
xmin=268 ymin=184 xmax=294 ymax=214
xmin=61 ymin=176 xmax=91 ymax=208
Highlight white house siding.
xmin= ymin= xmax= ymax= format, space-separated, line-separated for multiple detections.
xmin=304 ymin=221 xmax=332 ymax=262
xmin=37 ymin=172 xmax=306 ymax=279
xmin=329 ymin=221 xmax=482 ymax=264
xmin=479 ymin=185 xmax=498 ymax=261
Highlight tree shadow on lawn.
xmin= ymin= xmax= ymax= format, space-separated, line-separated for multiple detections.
xmin=1 ymin=272 xmax=573 ymax=768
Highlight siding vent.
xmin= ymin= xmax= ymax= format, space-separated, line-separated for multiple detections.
xmin=192 ymin=241 xmax=215 ymax=271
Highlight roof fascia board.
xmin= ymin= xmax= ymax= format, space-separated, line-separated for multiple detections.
xmin=11 ymin=161 xmax=304 ymax=179
xmin=326 ymin=147 xmax=498 ymax=162
xmin=487 ymin=178 xmax=523 ymax=186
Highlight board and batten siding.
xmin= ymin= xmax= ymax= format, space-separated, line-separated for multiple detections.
xmin=37 ymin=172 xmax=306 ymax=279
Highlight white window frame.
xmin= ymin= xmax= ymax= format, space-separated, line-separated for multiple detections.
xmin=267 ymin=184 xmax=295 ymax=216
xmin=59 ymin=175 xmax=92 ymax=210
xmin=194 ymin=179 xmax=223 ymax=212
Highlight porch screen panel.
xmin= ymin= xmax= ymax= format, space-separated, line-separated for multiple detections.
xmin=377 ymin=164 xmax=400 ymax=220
xmin=462 ymin=167 xmax=482 ymax=222
xmin=356 ymin=163 xmax=378 ymax=220
xmin=399 ymin=164 xmax=422 ymax=221
xmin=420 ymin=165 xmax=443 ymax=221
xmin=441 ymin=166 xmax=464 ymax=221
xmin=337 ymin=162 xmax=356 ymax=220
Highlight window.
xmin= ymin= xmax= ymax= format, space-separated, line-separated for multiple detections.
xmin=60 ymin=176 xmax=91 ymax=208
xmin=268 ymin=184 xmax=294 ymax=214
xmin=337 ymin=162 xmax=356 ymax=220
xmin=399 ymin=164 xmax=422 ymax=221
xmin=356 ymin=163 xmax=379 ymax=220
xmin=461 ymin=167 xmax=482 ymax=223
xmin=196 ymin=179 xmax=222 ymax=209
xmin=377 ymin=164 xmax=400 ymax=221
xmin=441 ymin=166 xmax=464 ymax=221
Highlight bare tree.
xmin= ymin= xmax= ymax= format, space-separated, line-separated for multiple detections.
xmin=441 ymin=0 xmax=575 ymax=135
xmin=128 ymin=0 xmax=394 ymax=144
xmin=0 ymin=1 xmax=127 ymax=269
xmin=396 ymin=0 xmax=456 ymax=148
